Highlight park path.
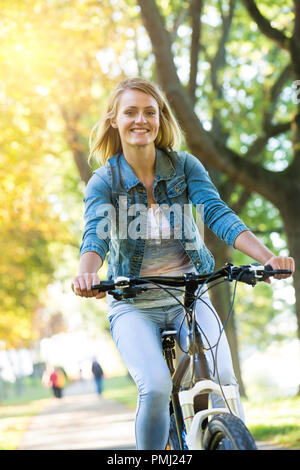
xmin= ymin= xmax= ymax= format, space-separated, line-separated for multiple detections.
xmin=18 ymin=379 xmax=136 ymax=450
xmin=18 ymin=379 xmax=289 ymax=451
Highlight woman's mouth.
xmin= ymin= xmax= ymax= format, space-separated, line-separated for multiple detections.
xmin=131 ymin=128 xmax=149 ymax=133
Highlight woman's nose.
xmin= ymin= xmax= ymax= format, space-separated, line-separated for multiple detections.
xmin=135 ymin=112 xmax=147 ymax=123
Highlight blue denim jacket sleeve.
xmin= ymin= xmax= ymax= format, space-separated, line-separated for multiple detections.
xmin=79 ymin=168 xmax=111 ymax=262
xmin=184 ymin=152 xmax=249 ymax=246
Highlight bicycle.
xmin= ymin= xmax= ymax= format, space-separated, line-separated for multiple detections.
xmin=91 ymin=262 xmax=291 ymax=450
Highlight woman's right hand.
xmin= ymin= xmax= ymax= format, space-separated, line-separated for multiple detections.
xmin=71 ymin=273 xmax=106 ymax=299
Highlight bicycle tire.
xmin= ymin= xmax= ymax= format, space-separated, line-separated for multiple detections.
xmin=203 ymin=413 xmax=257 ymax=450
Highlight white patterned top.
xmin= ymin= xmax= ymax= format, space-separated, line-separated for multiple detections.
xmin=133 ymin=206 xmax=197 ymax=308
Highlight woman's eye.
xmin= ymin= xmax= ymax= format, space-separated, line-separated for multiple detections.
xmin=124 ymin=110 xmax=156 ymax=116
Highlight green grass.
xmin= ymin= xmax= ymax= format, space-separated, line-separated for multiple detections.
xmin=102 ymin=374 xmax=138 ymax=409
xmin=243 ymin=396 xmax=300 ymax=449
xmin=0 ymin=377 xmax=52 ymax=450
xmin=1 ymin=377 xmax=52 ymax=406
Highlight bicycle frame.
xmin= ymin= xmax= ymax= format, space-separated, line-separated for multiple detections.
xmin=91 ymin=263 xmax=291 ymax=450
xmin=164 ymin=279 xmax=243 ymax=450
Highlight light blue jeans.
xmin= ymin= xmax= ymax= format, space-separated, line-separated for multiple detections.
xmin=107 ymin=294 xmax=244 ymax=450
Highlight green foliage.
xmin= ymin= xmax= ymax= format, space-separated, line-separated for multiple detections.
xmin=0 ymin=124 xmax=72 ymax=347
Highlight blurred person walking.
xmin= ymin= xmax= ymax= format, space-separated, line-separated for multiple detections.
xmin=91 ymin=357 xmax=104 ymax=395
xmin=43 ymin=365 xmax=66 ymax=399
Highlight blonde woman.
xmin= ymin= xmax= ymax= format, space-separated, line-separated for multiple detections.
xmin=72 ymin=77 xmax=294 ymax=450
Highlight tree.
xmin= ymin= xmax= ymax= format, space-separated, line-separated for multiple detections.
xmin=0 ymin=0 xmax=84 ymax=347
xmin=136 ymin=0 xmax=299 ymax=392
xmin=0 ymin=123 xmax=71 ymax=348
xmin=0 ymin=0 xmax=137 ymax=348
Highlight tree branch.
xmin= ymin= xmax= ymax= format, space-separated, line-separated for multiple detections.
xmin=210 ymin=0 xmax=235 ymax=143
xmin=242 ymin=0 xmax=290 ymax=50
xmin=263 ymin=63 xmax=292 ymax=130
xmin=288 ymin=3 xmax=300 ymax=176
xmin=169 ymin=6 xmax=189 ymax=42
xmin=220 ymin=120 xmax=291 ymax=211
xmin=245 ymin=121 xmax=292 ymax=159
xmin=291 ymin=0 xmax=300 ymax=77
xmin=137 ymin=0 xmax=181 ymax=94
xmin=60 ymin=108 xmax=92 ymax=184
xmin=294 ymin=0 xmax=300 ymax=44
xmin=187 ymin=0 xmax=203 ymax=105
xmin=211 ymin=0 xmax=235 ymax=96
xmin=231 ymin=188 xmax=252 ymax=215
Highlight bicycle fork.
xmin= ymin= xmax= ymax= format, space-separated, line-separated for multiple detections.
xmin=163 ymin=329 xmax=212 ymax=450
xmin=179 ymin=322 xmax=242 ymax=449
xmin=178 ymin=331 xmax=242 ymax=449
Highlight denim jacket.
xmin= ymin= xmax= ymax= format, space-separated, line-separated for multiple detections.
xmin=79 ymin=147 xmax=248 ymax=280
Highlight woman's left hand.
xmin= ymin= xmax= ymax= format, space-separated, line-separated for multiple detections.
xmin=264 ymin=255 xmax=295 ymax=281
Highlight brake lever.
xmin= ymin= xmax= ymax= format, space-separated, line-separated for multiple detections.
xmin=229 ymin=263 xmax=291 ymax=286
xmin=108 ymin=286 xmax=145 ymax=300
xmin=228 ymin=263 xmax=264 ymax=286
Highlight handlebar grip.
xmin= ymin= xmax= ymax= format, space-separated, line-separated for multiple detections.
xmin=264 ymin=264 xmax=292 ymax=275
xmin=261 ymin=264 xmax=292 ymax=281
xmin=91 ymin=282 xmax=114 ymax=291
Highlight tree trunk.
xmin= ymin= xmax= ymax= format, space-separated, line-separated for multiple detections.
xmin=60 ymin=108 xmax=92 ymax=185
xmin=281 ymin=203 xmax=300 ymax=395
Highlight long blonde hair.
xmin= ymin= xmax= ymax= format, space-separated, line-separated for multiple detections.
xmin=89 ymin=77 xmax=182 ymax=165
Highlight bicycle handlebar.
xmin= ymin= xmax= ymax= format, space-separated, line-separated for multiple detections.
xmin=91 ymin=263 xmax=292 ymax=297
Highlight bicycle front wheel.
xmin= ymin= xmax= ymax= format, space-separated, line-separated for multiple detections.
xmin=203 ymin=413 xmax=257 ymax=450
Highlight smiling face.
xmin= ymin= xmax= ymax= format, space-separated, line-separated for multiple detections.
xmin=110 ymin=89 xmax=160 ymax=152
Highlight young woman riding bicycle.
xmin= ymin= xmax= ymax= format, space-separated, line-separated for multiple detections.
xmin=72 ymin=77 xmax=294 ymax=450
